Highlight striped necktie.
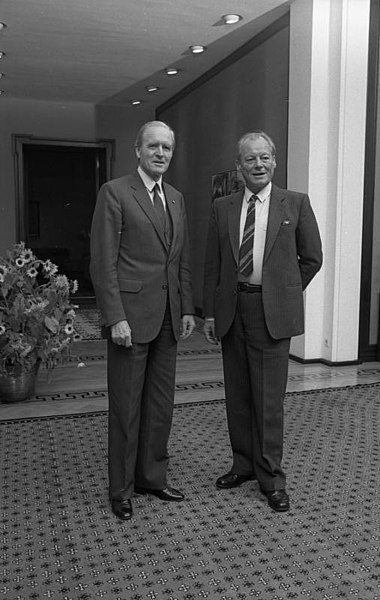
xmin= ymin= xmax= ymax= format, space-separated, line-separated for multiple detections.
xmin=239 ymin=194 xmax=258 ymax=277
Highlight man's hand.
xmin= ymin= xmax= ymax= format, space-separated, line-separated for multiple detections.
xmin=203 ymin=317 xmax=219 ymax=345
xmin=110 ymin=320 xmax=132 ymax=347
xmin=181 ymin=314 xmax=196 ymax=340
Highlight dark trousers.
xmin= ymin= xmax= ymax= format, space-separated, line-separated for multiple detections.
xmin=221 ymin=291 xmax=290 ymax=491
xmin=107 ymin=304 xmax=177 ymax=501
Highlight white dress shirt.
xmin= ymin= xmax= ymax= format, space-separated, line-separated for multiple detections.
xmin=137 ymin=166 xmax=166 ymax=210
xmin=239 ymin=182 xmax=271 ymax=285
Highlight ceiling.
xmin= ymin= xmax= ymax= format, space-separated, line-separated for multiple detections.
xmin=0 ymin=0 xmax=290 ymax=110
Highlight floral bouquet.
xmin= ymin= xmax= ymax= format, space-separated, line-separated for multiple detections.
xmin=0 ymin=242 xmax=79 ymax=375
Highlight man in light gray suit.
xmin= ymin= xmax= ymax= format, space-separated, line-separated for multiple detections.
xmin=203 ymin=131 xmax=322 ymax=512
xmin=90 ymin=121 xmax=195 ymax=521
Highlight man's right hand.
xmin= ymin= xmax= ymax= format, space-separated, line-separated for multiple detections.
xmin=203 ymin=317 xmax=219 ymax=345
xmin=110 ymin=320 xmax=132 ymax=347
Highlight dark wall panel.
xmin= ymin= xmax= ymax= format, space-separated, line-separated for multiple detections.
xmin=158 ymin=18 xmax=289 ymax=310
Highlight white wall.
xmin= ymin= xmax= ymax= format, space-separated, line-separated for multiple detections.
xmin=0 ymin=2 xmax=375 ymax=364
xmin=0 ymin=98 xmax=97 ymax=253
xmin=288 ymin=0 xmax=370 ymax=362
xmin=95 ymin=104 xmax=155 ymax=179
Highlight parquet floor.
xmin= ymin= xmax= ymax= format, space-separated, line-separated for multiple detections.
xmin=1 ymin=326 xmax=380 ymax=420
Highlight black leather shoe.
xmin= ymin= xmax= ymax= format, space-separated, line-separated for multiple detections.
xmin=216 ymin=472 xmax=255 ymax=489
xmin=111 ymin=498 xmax=133 ymax=520
xmin=134 ymin=486 xmax=185 ymax=502
xmin=263 ymin=489 xmax=290 ymax=512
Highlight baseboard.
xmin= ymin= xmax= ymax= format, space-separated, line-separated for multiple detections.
xmin=75 ymin=296 xmax=97 ymax=309
xmin=289 ymin=354 xmax=361 ymax=367
xmin=190 ymin=313 xmax=379 ymax=365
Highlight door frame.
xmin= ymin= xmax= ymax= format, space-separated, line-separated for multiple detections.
xmin=359 ymin=0 xmax=380 ymax=361
xmin=12 ymin=135 xmax=114 ymax=242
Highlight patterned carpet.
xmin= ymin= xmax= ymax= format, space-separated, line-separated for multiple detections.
xmin=1 ymin=384 xmax=380 ymax=599
xmin=74 ymin=308 xmax=102 ymax=340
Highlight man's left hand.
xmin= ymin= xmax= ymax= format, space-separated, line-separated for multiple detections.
xmin=181 ymin=314 xmax=196 ymax=339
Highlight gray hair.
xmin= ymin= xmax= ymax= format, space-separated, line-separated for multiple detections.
xmin=236 ymin=130 xmax=276 ymax=160
xmin=135 ymin=121 xmax=176 ymax=150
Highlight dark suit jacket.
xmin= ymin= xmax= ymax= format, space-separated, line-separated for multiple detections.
xmin=203 ymin=184 xmax=322 ymax=340
xmin=90 ymin=172 xmax=194 ymax=343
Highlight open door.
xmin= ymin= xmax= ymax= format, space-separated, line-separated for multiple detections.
xmin=13 ymin=136 xmax=114 ymax=300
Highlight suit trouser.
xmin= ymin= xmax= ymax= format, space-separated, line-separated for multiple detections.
xmin=221 ymin=290 xmax=290 ymax=491
xmin=107 ymin=303 xmax=177 ymax=501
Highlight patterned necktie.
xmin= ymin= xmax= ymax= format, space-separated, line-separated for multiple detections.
xmin=239 ymin=194 xmax=258 ymax=277
xmin=152 ymin=183 xmax=166 ymax=226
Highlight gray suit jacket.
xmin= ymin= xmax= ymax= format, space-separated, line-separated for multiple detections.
xmin=203 ymin=184 xmax=323 ymax=340
xmin=90 ymin=172 xmax=194 ymax=343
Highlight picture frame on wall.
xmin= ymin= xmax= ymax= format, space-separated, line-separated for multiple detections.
xmin=211 ymin=169 xmax=243 ymax=201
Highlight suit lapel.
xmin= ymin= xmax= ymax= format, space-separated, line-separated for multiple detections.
xmin=227 ymin=191 xmax=244 ymax=265
xmin=130 ymin=172 xmax=168 ymax=249
xmin=264 ymin=184 xmax=286 ymax=261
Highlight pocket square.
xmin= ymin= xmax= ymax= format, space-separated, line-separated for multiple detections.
xmin=282 ymin=220 xmax=291 ymax=225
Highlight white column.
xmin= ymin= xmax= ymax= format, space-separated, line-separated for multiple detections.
xmin=288 ymin=0 xmax=371 ymax=362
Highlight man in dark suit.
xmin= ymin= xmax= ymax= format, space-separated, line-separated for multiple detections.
xmin=203 ymin=131 xmax=322 ymax=512
xmin=90 ymin=121 xmax=195 ymax=521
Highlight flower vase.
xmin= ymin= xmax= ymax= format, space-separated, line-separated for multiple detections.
xmin=0 ymin=362 xmax=40 ymax=403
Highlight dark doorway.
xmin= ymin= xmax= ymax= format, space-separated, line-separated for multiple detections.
xmin=14 ymin=137 xmax=113 ymax=300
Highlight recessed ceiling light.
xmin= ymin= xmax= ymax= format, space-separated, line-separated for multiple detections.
xmin=146 ymin=85 xmax=159 ymax=93
xmin=0 ymin=52 xmax=4 ymax=59
xmin=0 ymin=73 xmax=3 ymax=78
xmin=222 ymin=14 xmax=242 ymax=25
xmin=130 ymin=99 xmax=142 ymax=106
xmin=189 ymin=45 xmax=206 ymax=54
xmin=165 ymin=67 xmax=179 ymax=76
xmin=0 ymin=23 xmax=6 ymax=31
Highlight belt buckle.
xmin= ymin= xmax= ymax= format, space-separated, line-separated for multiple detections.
xmin=238 ymin=282 xmax=261 ymax=293
xmin=238 ymin=282 xmax=249 ymax=292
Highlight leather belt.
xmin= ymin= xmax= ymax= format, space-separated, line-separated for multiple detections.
xmin=237 ymin=282 xmax=262 ymax=293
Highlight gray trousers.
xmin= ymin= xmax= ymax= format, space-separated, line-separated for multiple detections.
xmin=221 ymin=290 xmax=290 ymax=491
xmin=107 ymin=304 xmax=177 ymax=501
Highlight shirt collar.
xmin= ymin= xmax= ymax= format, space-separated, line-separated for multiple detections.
xmin=137 ymin=166 xmax=163 ymax=193
xmin=244 ymin=181 xmax=272 ymax=204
